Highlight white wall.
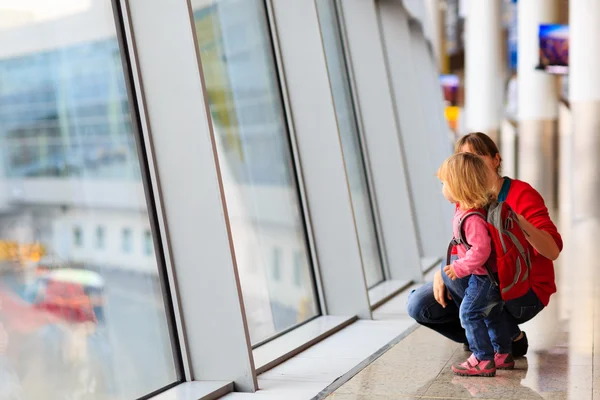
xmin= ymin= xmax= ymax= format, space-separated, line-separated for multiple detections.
xmin=52 ymin=207 xmax=155 ymax=273
xmin=0 ymin=0 xmax=116 ymax=58
xmin=7 ymin=179 xmax=148 ymax=211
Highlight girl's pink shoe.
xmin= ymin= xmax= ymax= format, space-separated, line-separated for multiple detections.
xmin=495 ymin=352 xmax=515 ymax=370
xmin=452 ymin=354 xmax=496 ymax=377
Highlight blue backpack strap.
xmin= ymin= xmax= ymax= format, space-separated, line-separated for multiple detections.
xmin=498 ymin=177 xmax=512 ymax=202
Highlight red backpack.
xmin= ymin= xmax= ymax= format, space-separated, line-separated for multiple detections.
xmin=446 ymin=202 xmax=532 ymax=301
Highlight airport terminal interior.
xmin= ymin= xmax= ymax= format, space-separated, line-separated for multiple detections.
xmin=0 ymin=0 xmax=597 ymax=399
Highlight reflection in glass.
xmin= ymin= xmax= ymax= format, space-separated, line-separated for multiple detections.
xmin=0 ymin=1 xmax=178 ymax=399
xmin=316 ymin=0 xmax=385 ymax=287
xmin=272 ymin=248 xmax=282 ymax=282
xmin=122 ymin=228 xmax=133 ymax=254
xmin=191 ymin=0 xmax=319 ymax=344
xmin=293 ymin=252 xmax=303 ymax=288
xmin=96 ymin=226 xmax=106 ymax=250
xmin=144 ymin=230 xmax=153 ymax=256
xmin=73 ymin=226 xmax=84 ymax=248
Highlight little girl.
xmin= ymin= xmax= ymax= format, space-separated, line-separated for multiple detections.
xmin=438 ymin=152 xmax=513 ymax=377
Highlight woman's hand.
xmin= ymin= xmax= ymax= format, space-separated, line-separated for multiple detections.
xmin=517 ymin=214 xmax=560 ymax=260
xmin=433 ymin=270 xmax=451 ymax=308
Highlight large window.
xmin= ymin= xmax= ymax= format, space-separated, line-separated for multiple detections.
xmin=191 ymin=0 xmax=319 ymax=344
xmin=0 ymin=2 xmax=178 ymax=399
xmin=316 ymin=0 xmax=386 ymax=288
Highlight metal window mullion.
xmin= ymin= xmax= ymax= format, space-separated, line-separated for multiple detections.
xmin=111 ymin=0 xmax=189 ymax=383
xmin=337 ymin=0 xmax=423 ymax=282
xmin=263 ymin=0 xmax=328 ymax=317
xmin=268 ymin=0 xmax=372 ymax=319
xmin=121 ymin=0 xmax=257 ymax=392
xmin=326 ymin=0 xmax=391 ymax=283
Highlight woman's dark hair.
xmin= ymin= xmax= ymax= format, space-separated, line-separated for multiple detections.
xmin=455 ymin=132 xmax=502 ymax=173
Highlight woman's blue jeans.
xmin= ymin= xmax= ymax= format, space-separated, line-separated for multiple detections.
xmin=407 ymin=259 xmax=544 ymax=348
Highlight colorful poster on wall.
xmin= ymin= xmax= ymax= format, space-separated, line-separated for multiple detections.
xmin=440 ymin=74 xmax=460 ymax=131
xmin=440 ymin=74 xmax=460 ymax=105
xmin=537 ymin=24 xmax=569 ymax=74
xmin=506 ymin=0 xmax=518 ymax=71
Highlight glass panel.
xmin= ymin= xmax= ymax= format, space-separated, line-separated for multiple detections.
xmin=122 ymin=228 xmax=133 ymax=254
xmin=0 ymin=2 xmax=178 ymax=399
xmin=293 ymin=251 xmax=302 ymax=288
xmin=96 ymin=226 xmax=106 ymax=250
xmin=143 ymin=230 xmax=154 ymax=256
xmin=191 ymin=0 xmax=319 ymax=344
xmin=73 ymin=226 xmax=84 ymax=248
xmin=272 ymin=248 xmax=282 ymax=282
xmin=316 ymin=0 xmax=385 ymax=288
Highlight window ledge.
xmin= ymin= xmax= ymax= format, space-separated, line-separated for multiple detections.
xmin=148 ymin=381 xmax=233 ymax=400
xmin=421 ymin=256 xmax=442 ymax=273
xmin=369 ymin=279 xmax=411 ymax=309
xmin=253 ymin=315 xmax=356 ymax=375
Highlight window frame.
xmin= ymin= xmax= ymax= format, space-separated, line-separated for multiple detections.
xmin=335 ymin=0 xmax=426 ymax=285
xmin=260 ymin=0 xmax=327 ymax=328
xmin=111 ymin=0 xmax=187 ymax=392
xmin=264 ymin=0 xmax=372 ymax=320
xmin=318 ymin=0 xmax=390 ymax=287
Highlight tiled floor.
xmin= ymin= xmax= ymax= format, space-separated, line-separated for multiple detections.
xmin=328 ymin=218 xmax=600 ymax=400
xmin=328 ymin=326 xmax=585 ymax=400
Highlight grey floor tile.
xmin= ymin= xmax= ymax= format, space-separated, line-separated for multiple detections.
xmin=334 ymin=359 xmax=446 ymax=397
xmin=326 ymin=394 xmax=420 ymax=400
xmin=331 ymin=324 xmax=600 ymax=400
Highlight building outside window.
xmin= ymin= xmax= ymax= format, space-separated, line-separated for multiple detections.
xmin=0 ymin=2 xmax=179 ymax=398
xmin=272 ymin=247 xmax=282 ymax=282
xmin=96 ymin=226 xmax=106 ymax=250
xmin=122 ymin=228 xmax=133 ymax=254
xmin=73 ymin=226 xmax=83 ymax=248
xmin=143 ymin=229 xmax=153 ymax=256
xmin=293 ymin=251 xmax=304 ymax=288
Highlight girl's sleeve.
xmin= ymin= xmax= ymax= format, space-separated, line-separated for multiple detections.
xmin=452 ymin=216 xmax=492 ymax=278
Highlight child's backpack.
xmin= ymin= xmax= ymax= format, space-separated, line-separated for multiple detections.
xmin=446 ymin=201 xmax=532 ymax=301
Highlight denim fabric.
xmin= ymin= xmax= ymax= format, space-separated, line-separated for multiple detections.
xmin=406 ymin=281 xmax=467 ymax=344
xmin=406 ymin=258 xmax=545 ymax=350
xmin=406 ymin=257 xmax=467 ymax=344
xmin=504 ymin=288 xmax=545 ymax=340
xmin=460 ymin=274 xmax=511 ymax=360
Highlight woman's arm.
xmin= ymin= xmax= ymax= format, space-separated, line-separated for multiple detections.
xmin=517 ymin=214 xmax=560 ymax=260
xmin=512 ymin=184 xmax=563 ymax=261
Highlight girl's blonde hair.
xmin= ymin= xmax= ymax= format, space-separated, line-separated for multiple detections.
xmin=438 ymin=152 xmax=495 ymax=210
